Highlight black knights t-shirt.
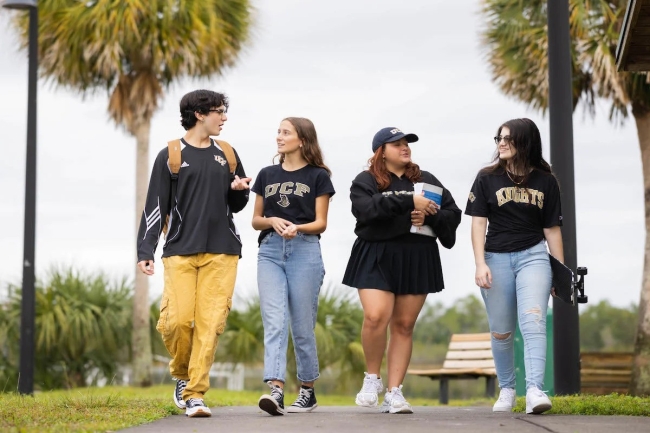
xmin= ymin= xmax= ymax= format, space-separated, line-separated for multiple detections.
xmin=251 ymin=164 xmax=335 ymax=244
xmin=464 ymin=168 xmax=562 ymax=253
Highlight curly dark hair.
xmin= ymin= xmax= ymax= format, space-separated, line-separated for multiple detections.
xmin=179 ymin=90 xmax=229 ymax=130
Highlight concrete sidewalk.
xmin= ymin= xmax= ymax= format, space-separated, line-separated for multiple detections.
xmin=119 ymin=406 xmax=650 ymax=433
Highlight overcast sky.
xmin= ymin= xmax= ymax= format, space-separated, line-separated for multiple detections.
xmin=0 ymin=0 xmax=644 ymax=311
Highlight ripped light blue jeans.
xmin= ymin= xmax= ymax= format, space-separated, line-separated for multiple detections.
xmin=258 ymin=232 xmax=325 ymax=383
xmin=481 ymin=240 xmax=552 ymax=391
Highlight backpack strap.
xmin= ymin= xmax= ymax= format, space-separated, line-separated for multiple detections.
xmin=163 ymin=139 xmax=182 ymax=235
xmin=215 ymin=139 xmax=238 ymax=174
xmin=167 ymin=139 xmax=182 ymax=177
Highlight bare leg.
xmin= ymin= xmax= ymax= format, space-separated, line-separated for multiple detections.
xmin=386 ymin=294 xmax=427 ymax=388
xmin=358 ymin=289 xmax=395 ymax=375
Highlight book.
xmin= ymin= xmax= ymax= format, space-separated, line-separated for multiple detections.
xmin=410 ymin=182 xmax=443 ymax=237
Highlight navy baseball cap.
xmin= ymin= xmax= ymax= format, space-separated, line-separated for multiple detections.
xmin=372 ymin=127 xmax=419 ymax=152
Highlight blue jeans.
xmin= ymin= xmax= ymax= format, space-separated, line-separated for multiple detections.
xmin=258 ymin=232 xmax=324 ymax=383
xmin=481 ymin=241 xmax=552 ymax=391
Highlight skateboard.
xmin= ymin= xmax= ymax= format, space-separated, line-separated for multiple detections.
xmin=549 ymin=254 xmax=588 ymax=306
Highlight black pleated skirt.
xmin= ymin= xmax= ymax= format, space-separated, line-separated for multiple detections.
xmin=342 ymin=234 xmax=445 ymax=295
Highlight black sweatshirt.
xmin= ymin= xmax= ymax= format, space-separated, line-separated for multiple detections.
xmin=349 ymin=170 xmax=461 ymax=248
xmin=137 ymin=139 xmax=249 ymax=262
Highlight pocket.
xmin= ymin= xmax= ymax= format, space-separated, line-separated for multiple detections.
xmin=298 ymin=233 xmax=319 ymax=243
xmin=216 ymin=297 xmax=233 ymax=336
xmin=484 ymin=252 xmax=494 ymax=260
xmin=525 ymin=241 xmax=547 ymax=255
xmin=260 ymin=233 xmax=273 ymax=245
xmin=156 ymin=296 xmax=169 ymax=335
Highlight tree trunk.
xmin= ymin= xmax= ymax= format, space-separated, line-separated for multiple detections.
xmin=132 ymin=120 xmax=153 ymax=387
xmin=632 ymin=107 xmax=650 ymax=396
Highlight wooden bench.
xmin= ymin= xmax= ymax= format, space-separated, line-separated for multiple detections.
xmin=580 ymin=352 xmax=633 ymax=395
xmin=408 ymin=333 xmax=496 ymax=404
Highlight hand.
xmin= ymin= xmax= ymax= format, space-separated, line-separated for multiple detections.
xmin=475 ymin=263 xmax=492 ymax=289
xmin=138 ymin=260 xmax=154 ymax=275
xmin=231 ymin=175 xmax=252 ymax=190
xmin=281 ymin=223 xmax=299 ymax=239
xmin=411 ymin=210 xmax=425 ymax=227
xmin=271 ymin=217 xmax=292 ymax=236
xmin=413 ymin=192 xmax=438 ymax=216
xmin=551 ymin=287 xmax=557 ymax=298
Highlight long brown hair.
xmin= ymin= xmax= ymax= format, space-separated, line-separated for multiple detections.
xmin=276 ymin=117 xmax=331 ymax=176
xmin=367 ymin=146 xmax=422 ymax=191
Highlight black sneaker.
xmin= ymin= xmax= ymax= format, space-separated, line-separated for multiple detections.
xmin=185 ymin=398 xmax=212 ymax=417
xmin=173 ymin=378 xmax=187 ymax=409
xmin=258 ymin=381 xmax=285 ymax=416
xmin=286 ymin=386 xmax=318 ymax=413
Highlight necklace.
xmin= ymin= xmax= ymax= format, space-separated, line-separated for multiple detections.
xmin=506 ymin=170 xmax=524 ymax=185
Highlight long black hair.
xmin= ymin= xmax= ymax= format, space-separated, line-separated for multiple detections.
xmin=483 ymin=118 xmax=553 ymax=185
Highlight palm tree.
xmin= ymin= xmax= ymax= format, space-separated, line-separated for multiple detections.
xmin=10 ymin=0 xmax=254 ymax=386
xmin=480 ymin=0 xmax=650 ymax=395
xmin=0 ymin=285 xmax=20 ymax=391
xmin=1 ymin=268 xmax=132 ymax=390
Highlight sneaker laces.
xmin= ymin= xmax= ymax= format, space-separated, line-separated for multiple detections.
xmin=292 ymin=387 xmax=312 ymax=407
xmin=360 ymin=372 xmax=383 ymax=393
xmin=388 ymin=385 xmax=407 ymax=405
xmin=186 ymin=398 xmax=204 ymax=407
xmin=267 ymin=381 xmax=283 ymax=403
xmin=175 ymin=379 xmax=187 ymax=400
xmin=528 ymin=388 xmax=548 ymax=398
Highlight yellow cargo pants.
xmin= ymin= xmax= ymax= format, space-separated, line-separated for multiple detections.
xmin=157 ymin=253 xmax=238 ymax=401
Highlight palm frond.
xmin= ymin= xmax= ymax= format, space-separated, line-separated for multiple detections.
xmin=11 ymin=0 xmax=253 ymax=130
xmin=479 ymin=0 xmax=649 ymax=118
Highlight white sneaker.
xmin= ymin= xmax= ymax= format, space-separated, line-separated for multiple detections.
xmin=380 ymin=385 xmax=413 ymax=414
xmin=185 ymin=398 xmax=211 ymax=417
xmin=526 ymin=387 xmax=552 ymax=414
xmin=355 ymin=372 xmax=384 ymax=407
xmin=492 ymin=388 xmax=516 ymax=412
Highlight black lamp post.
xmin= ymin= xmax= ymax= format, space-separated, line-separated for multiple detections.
xmin=2 ymin=0 xmax=38 ymax=396
xmin=547 ymin=0 xmax=581 ymax=395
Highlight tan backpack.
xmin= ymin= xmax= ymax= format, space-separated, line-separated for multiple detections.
xmin=162 ymin=139 xmax=237 ymax=235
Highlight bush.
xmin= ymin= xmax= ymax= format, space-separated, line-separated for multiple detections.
xmin=0 ymin=268 xmax=132 ymax=390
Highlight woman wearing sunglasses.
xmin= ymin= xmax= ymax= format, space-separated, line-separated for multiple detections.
xmin=465 ymin=118 xmax=564 ymax=415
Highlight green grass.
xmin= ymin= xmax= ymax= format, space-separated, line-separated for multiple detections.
xmin=0 ymin=387 xmax=648 ymax=433
xmin=0 ymin=387 xmax=175 ymax=433
xmin=513 ymin=393 xmax=650 ymax=416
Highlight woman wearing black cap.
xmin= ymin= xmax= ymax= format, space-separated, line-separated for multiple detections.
xmin=343 ymin=127 xmax=461 ymax=414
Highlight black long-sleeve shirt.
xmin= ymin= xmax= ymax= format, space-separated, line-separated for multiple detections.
xmin=137 ymin=138 xmax=249 ymax=262
xmin=350 ymin=170 xmax=461 ymax=248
